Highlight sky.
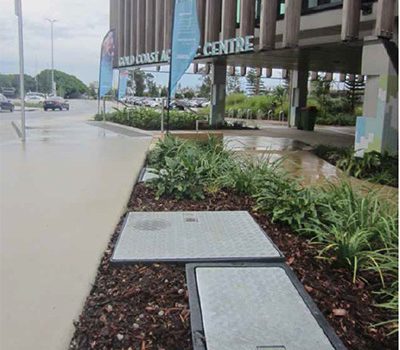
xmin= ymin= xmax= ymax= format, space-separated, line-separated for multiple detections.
xmin=0 ymin=0 xmax=284 ymax=90
xmin=0 ymin=0 xmax=204 ymax=88
xmin=0 ymin=0 xmax=111 ymax=84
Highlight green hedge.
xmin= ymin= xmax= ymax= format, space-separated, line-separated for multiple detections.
xmin=95 ymin=107 xmax=204 ymax=130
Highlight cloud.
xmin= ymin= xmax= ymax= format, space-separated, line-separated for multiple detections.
xmin=0 ymin=0 xmax=109 ymax=84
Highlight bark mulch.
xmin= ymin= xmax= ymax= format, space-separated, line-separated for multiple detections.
xmin=70 ymin=183 xmax=397 ymax=350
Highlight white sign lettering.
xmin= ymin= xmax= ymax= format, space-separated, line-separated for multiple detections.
xmin=118 ymin=35 xmax=254 ymax=67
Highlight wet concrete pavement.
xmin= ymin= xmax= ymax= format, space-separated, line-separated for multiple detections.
xmin=222 ymin=132 xmax=397 ymax=202
xmin=0 ymin=100 xmax=151 ymax=350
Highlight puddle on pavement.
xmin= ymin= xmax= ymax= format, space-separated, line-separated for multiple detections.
xmin=224 ymin=136 xmax=312 ymax=152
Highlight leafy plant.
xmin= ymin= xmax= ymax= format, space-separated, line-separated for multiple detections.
xmin=254 ymin=174 xmax=321 ymax=232
xmin=306 ymin=182 xmax=398 ymax=281
xmin=314 ymin=145 xmax=398 ymax=187
xmin=216 ymin=154 xmax=282 ymax=196
xmin=147 ymin=136 xmax=235 ymax=200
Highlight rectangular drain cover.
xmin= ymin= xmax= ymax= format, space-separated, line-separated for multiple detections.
xmin=186 ymin=263 xmax=347 ymax=350
xmin=111 ymin=211 xmax=283 ymax=264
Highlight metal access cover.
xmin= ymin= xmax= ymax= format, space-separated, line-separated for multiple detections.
xmin=186 ymin=263 xmax=347 ymax=350
xmin=111 ymin=211 xmax=283 ymax=263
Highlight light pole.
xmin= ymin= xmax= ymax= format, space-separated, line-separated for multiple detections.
xmin=15 ymin=0 xmax=26 ymax=142
xmin=46 ymin=18 xmax=57 ymax=96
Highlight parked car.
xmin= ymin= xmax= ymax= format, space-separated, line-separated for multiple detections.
xmin=25 ymin=94 xmax=45 ymax=104
xmin=0 ymin=93 xmax=15 ymax=112
xmin=43 ymin=97 xmax=70 ymax=111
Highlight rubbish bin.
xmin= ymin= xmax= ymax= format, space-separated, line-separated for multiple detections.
xmin=297 ymin=107 xmax=317 ymax=131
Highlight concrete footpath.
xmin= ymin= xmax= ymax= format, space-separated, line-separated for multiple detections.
xmin=0 ymin=105 xmax=151 ymax=349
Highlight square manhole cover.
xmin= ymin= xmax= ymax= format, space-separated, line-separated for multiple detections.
xmin=186 ymin=263 xmax=346 ymax=350
xmin=111 ymin=211 xmax=283 ymax=263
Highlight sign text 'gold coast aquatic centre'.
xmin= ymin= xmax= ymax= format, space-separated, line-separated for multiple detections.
xmin=118 ymin=35 xmax=255 ymax=67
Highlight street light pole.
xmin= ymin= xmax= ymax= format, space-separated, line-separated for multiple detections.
xmin=46 ymin=18 xmax=57 ymax=96
xmin=15 ymin=0 xmax=26 ymax=142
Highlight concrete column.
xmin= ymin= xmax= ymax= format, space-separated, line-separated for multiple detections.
xmin=130 ymin=0 xmax=137 ymax=55
xmin=222 ymin=0 xmax=237 ymax=39
xmin=282 ymin=0 xmax=302 ymax=48
xmin=341 ymin=0 xmax=361 ymax=41
xmin=164 ymin=0 xmax=173 ymax=50
xmin=310 ymin=71 xmax=318 ymax=81
xmin=124 ymin=0 xmax=131 ymax=56
xmin=205 ymin=0 xmax=222 ymax=42
xmin=210 ymin=61 xmax=227 ymax=127
xmin=288 ymin=67 xmax=308 ymax=127
xmin=375 ymin=0 xmax=396 ymax=39
xmin=197 ymin=0 xmax=207 ymax=46
xmin=325 ymin=72 xmax=333 ymax=81
xmin=155 ymin=0 xmax=165 ymax=51
xmin=240 ymin=0 xmax=255 ymax=37
xmin=355 ymin=39 xmax=398 ymax=155
xmin=118 ymin=0 xmax=125 ymax=58
xmin=110 ymin=0 xmax=118 ymax=30
xmin=145 ymin=0 xmax=156 ymax=53
xmin=137 ymin=0 xmax=146 ymax=54
xmin=259 ymin=0 xmax=278 ymax=50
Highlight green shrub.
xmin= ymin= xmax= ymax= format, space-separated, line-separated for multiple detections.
xmin=147 ymin=136 xmax=235 ymax=200
xmin=316 ymin=113 xmax=356 ymax=126
xmin=314 ymin=145 xmax=398 ymax=187
xmin=216 ymin=154 xmax=282 ymax=196
xmin=95 ymin=107 xmax=204 ymax=130
xmin=225 ymin=93 xmax=276 ymax=119
xmin=226 ymin=93 xmax=247 ymax=106
xmin=254 ymin=174 xmax=322 ymax=232
xmin=306 ymin=182 xmax=397 ymax=280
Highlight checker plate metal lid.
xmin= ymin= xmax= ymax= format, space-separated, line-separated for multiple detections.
xmin=111 ymin=211 xmax=282 ymax=263
xmin=195 ymin=266 xmax=338 ymax=350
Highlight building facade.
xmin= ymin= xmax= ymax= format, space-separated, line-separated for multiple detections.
xmin=110 ymin=0 xmax=398 ymax=155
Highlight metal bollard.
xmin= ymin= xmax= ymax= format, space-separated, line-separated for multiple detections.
xmin=161 ymin=99 xmax=165 ymax=133
xmin=279 ymin=111 xmax=285 ymax=122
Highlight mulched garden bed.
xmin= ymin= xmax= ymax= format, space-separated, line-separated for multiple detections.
xmin=70 ymin=183 xmax=397 ymax=350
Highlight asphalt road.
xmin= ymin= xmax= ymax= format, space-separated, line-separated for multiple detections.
xmin=0 ymin=99 xmax=108 ymax=123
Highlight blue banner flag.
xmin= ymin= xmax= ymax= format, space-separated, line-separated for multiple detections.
xmin=118 ymin=69 xmax=129 ymax=100
xmin=99 ymin=30 xmax=116 ymax=98
xmin=169 ymin=0 xmax=200 ymax=98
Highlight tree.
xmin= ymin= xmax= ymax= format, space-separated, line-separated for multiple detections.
xmin=271 ymin=85 xmax=288 ymax=110
xmin=311 ymin=77 xmax=332 ymax=118
xmin=227 ymin=70 xmax=242 ymax=94
xmin=181 ymin=87 xmax=196 ymax=99
xmin=345 ymin=76 xmax=365 ymax=115
xmin=0 ymin=73 xmax=37 ymax=95
xmin=131 ymin=68 xmax=146 ymax=96
xmin=88 ymin=82 xmax=98 ymax=99
xmin=198 ymin=74 xmax=211 ymax=98
xmin=246 ymin=68 xmax=265 ymax=96
xmin=36 ymin=69 xmax=88 ymax=98
xmin=145 ymin=73 xmax=158 ymax=97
